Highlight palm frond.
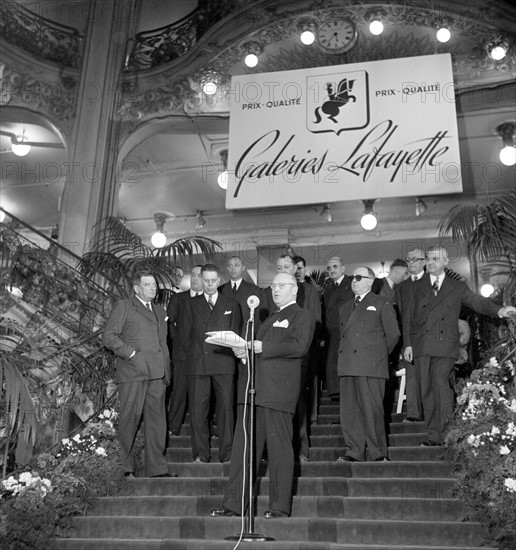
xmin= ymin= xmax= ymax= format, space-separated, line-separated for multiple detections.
xmin=89 ymin=217 xmax=150 ymax=258
xmin=0 ymin=355 xmax=38 ymax=445
xmin=155 ymin=235 xmax=222 ymax=260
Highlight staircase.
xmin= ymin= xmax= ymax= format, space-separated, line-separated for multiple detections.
xmin=52 ymin=395 xmax=493 ymax=549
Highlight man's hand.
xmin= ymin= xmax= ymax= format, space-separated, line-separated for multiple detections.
xmin=499 ymin=306 xmax=516 ymax=319
xmin=403 ymin=346 xmax=413 ymax=362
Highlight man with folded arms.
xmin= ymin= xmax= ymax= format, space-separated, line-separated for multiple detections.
xmin=337 ymin=267 xmax=400 ymax=462
xmin=211 ymin=272 xmax=315 ymax=518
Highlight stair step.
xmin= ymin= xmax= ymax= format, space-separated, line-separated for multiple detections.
xmin=52 ymin=538 xmax=493 ymax=550
xmin=348 ymin=477 xmax=456 ymax=498
xmin=64 ymin=516 xmax=490 ymax=546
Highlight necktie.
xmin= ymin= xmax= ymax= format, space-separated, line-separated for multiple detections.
xmin=208 ymin=296 xmax=214 ymax=310
xmin=145 ymin=302 xmax=152 ymax=311
xmin=432 ymin=278 xmax=439 ymax=295
xmin=354 ymin=296 xmax=361 ymax=308
xmin=232 ymin=283 xmax=237 ymax=294
xmin=412 ymin=276 xmax=417 ymax=282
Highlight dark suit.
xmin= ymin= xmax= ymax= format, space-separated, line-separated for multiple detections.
xmin=219 ymin=279 xmax=261 ymax=331
xmin=183 ymin=293 xmax=242 ymax=461
xmin=167 ymin=290 xmax=200 ymax=435
xmin=404 ymin=274 xmax=500 ymax=443
xmin=397 ymin=276 xmax=423 ymax=419
xmin=338 ymin=292 xmax=400 ymax=461
xmin=103 ymin=296 xmax=171 ymax=476
xmin=224 ymin=303 xmax=315 ymax=515
xmin=322 ymin=276 xmax=354 ymax=396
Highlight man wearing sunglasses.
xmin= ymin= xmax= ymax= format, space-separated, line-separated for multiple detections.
xmin=336 ymin=267 xmax=400 ymax=462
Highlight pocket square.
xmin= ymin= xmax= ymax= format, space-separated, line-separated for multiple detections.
xmin=366 ymin=306 xmax=377 ymax=311
xmin=164 ymin=316 xmax=169 ymax=321
xmin=273 ymin=319 xmax=289 ymax=328
xmin=224 ymin=310 xmax=232 ymax=315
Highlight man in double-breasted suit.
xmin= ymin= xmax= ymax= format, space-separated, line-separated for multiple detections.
xmin=322 ymin=256 xmax=354 ymax=398
xmin=403 ymin=246 xmax=515 ymax=445
xmin=211 ymin=272 xmax=315 ymax=518
xmin=218 ymin=255 xmax=261 ymax=328
xmin=103 ymin=270 xmax=172 ymax=478
xmin=183 ymin=263 xmax=242 ymax=463
xmin=167 ymin=265 xmax=204 ymax=438
xmin=337 ymin=267 xmax=400 ymax=462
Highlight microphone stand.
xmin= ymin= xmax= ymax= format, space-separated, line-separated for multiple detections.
xmin=225 ymin=307 xmax=274 ymax=543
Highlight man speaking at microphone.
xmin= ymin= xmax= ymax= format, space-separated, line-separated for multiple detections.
xmin=211 ymin=272 xmax=315 ymax=519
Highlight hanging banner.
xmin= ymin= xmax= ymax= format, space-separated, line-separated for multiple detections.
xmin=225 ymin=54 xmax=462 ymax=209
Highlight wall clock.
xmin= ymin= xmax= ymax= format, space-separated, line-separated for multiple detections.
xmin=316 ymin=18 xmax=358 ymax=54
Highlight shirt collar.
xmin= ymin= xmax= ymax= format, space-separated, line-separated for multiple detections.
xmin=204 ymin=291 xmax=218 ymax=303
xmin=278 ymin=300 xmax=296 ymax=311
xmin=335 ymin=275 xmax=345 ymax=285
xmin=231 ymin=278 xmax=242 ymax=289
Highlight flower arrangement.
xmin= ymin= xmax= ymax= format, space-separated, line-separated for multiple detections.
xmin=0 ymin=408 xmax=131 ymax=550
xmin=445 ymin=337 xmax=516 ymax=549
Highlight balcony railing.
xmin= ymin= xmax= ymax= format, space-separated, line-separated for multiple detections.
xmin=0 ymin=1 xmax=83 ymax=68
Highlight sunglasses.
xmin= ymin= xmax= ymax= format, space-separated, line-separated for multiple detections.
xmin=350 ymin=275 xmax=372 ymax=281
xmin=405 ymin=257 xmax=425 ymax=263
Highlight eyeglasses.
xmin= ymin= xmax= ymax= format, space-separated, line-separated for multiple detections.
xmin=405 ymin=257 xmax=425 ymax=263
xmin=350 ymin=275 xmax=372 ymax=281
xmin=271 ymin=282 xmax=296 ymax=290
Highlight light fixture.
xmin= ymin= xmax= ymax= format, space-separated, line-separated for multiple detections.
xmin=150 ymin=213 xmax=167 ymax=248
xmin=320 ymin=204 xmax=332 ymax=223
xmin=296 ymin=17 xmax=316 ymax=45
xmin=415 ymin=196 xmax=428 ymax=216
xmin=434 ymin=16 xmax=452 ymax=43
xmin=365 ymin=8 xmax=386 ymax=35
xmin=496 ymin=122 xmax=516 ymax=166
xmin=195 ymin=211 xmax=206 ymax=229
xmin=300 ymin=30 xmax=315 ymax=45
xmin=200 ymin=69 xmax=221 ymax=95
xmin=484 ymin=33 xmax=510 ymax=61
xmin=242 ymin=41 xmax=262 ymax=67
xmin=217 ymin=149 xmax=228 ymax=189
xmin=480 ymin=283 xmax=495 ymax=297
xmin=11 ymin=135 xmax=31 ymax=156
xmin=360 ymin=199 xmax=378 ymax=231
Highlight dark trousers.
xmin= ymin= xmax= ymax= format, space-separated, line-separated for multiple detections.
xmin=118 ymin=378 xmax=168 ymax=477
xmin=403 ymin=358 xmax=423 ymax=420
xmin=168 ymin=358 xmax=188 ymax=434
xmin=324 ymin=328 xmax=340 ymax=396
xmin=224 ymin=404 xmax=295 ymax=515
xmin=339 ymin=375 xmax=387 ymax=461
xmin=417 ymin=355 xmax=455 ymax=443
xmin=189 ymin=373 xmax=234 ymax=462
xmin=294 ymin=365 xmax=311 ymax=458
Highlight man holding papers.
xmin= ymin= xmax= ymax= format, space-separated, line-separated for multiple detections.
xmin=210 ymin=272 xmax=315 ymax=519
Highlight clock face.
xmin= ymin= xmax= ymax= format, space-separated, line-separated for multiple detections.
xmin=316 ymin=18 xmax=357 ymax=53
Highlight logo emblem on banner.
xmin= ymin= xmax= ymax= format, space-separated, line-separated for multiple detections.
xmin=307 ymin=70 xmax=370 ymax=134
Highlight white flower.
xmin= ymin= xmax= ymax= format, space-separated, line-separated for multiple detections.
xmin=2 ymin=476 xmax=19 ymax=492
xmin=18 ymin=472 xmax=33 ymax=484
xmin=500 ymin=445 xmax=511 ymax=455
xmin=72 ymin=434 xmax=81 ymax=442
xmin=507 ymin=422 xmax=516 ymax=437
xmin=467 ymin=434 xmax=480 ymax=447
xmin=505 ymin=399 xmax=516 ymax=413
xmin=489 ymin=357 xmax=499 ymax=367
xmin=62 ymin=438 xmax=70 ymax=446
xmin=504 ymin=478 xmax=516 ymax=493
xmin=491 ymin=426 xmax=501 ymax=435
xmin=95 ymin=447 xmax=107 ymax=457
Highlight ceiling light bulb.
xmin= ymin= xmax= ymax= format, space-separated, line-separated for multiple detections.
xmin=361 ymin=213 xmax=378 ymax=231
xmin=369 ymin=20 xmax=384 ymax=35
xmin=245 ymin=53 xmax=258 ymax=67
xmin=490 ymin=45 xmax=507 ymax=61
xmin=151 ymin=231 xmax=166 ymax=248
xmin=500 ymin=145 xmax=516 ymax=166
xmin=217 ymin=170 xmax=228 ymax=189
xmin=436 ymin=28 xmax=451 ymax=43
xmin=480 ymin=283 xmax=495 ymax=297
xmin=12 ymin=136 xmax=31 ymax=156
xmin=202 ymin=81 xmax=218 ymax=95
xmin=300 ymin=30 xmax=315 ymax=45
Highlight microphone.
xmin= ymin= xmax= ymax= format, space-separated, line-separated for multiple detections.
xmin=247 ymin=295 xmax=260 ymax=310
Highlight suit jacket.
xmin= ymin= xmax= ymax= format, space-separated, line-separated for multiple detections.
xmin=372 ymin=277 xmax=398 ymax=306
xmin=322 ymin=275 xmax=355 ymax=333
xmin=167 ymin=290 xmax=198 ymax=363
xmin=103 ymin=296 xmax=171 ymax=384
xmin=337 ymin=292 xmax=400 ymax=379
xmin=184 ymin=293 xmax=242 ymax=375
xmin=403 ymin=273 xmax=500 ymax=360
xmin=253 ymin=303 xmax=315 ymax=413
xmin=219 ymin=279 xmax=261 ymax=328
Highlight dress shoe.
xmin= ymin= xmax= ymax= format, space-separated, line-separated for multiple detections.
xmin=374 ymin=456 xmax=391 ymax=462
xmin=210 ymin=506 xmax=239 ymax=517
xmin=152 ymin=472 xmax=178 ymax=477
xmin=124 ymin=471 xmax=135 ymax=479
xmin=168 ymin=430 xmax=180 ymax=437
xmin=336 ymin=455 xmax=357 ymax=462
xmin=221 ymin=457 xmax=231 ymax=464
xmin=402 ymin=417 xmax=422 ymax=423
xmin=298 ymin=454 xmax=309 ymax=462
xmin=264 ymin=509 xmax=289 ymax=519
xmin=193 ymin=456 xmax=208 ymax=463
xmin=420 ymin=440 xmax=441 ymax=447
